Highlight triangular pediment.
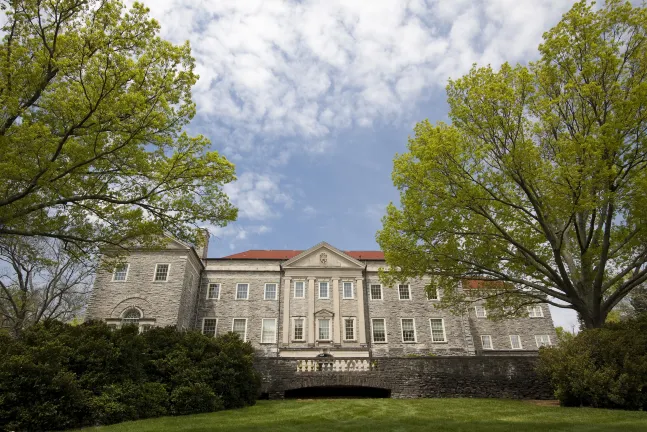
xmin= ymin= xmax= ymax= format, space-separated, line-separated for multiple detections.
xmin=283 ymin=242 xmax=364 ymax=269
xmin=314 ymin=309 xmax=335 ymax=317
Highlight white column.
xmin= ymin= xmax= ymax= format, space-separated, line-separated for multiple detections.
xmin=332 ymin=278 xmax=341 ymax=344
xmin=282 ymin=277 xmax=291 ymax=344
xmin=356 ymin=278 xmax=366 ymax=344
xmin=307 ymin=277 xmax=315 ymax=344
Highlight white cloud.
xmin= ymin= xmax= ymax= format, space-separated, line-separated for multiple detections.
xmin=138 ymin=0 xmax=573 ymax=163
xmin=223 ymin=172 xmax=293 ymax=220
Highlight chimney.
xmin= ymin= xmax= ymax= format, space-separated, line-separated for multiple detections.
xmin=195 ymin=228 xmax=210 ymax=260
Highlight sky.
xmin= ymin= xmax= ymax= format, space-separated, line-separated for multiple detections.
xmin=136 ymin=0 xmax=578 ymax=329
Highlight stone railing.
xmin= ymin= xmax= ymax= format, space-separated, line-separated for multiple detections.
xmin=295 ymin=358 xmax=377 ymax=373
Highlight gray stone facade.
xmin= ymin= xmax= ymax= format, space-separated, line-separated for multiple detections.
xmin=86 ymin=241 xmax=557 ymax=358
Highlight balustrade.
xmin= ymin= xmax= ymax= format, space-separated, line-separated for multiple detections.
xmin=295 ymin=358 xmax=377 ymax=372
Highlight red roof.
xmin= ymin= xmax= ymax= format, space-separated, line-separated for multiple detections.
xmin=462 ymin=279 xmax=509 ymax=290
xmin=219 ymin=250 xmax=385 ymax=260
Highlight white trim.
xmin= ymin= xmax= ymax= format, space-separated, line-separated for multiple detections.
xmin=264 ymin=283 xmax=278 ymax=300
xmin=371 ymin=318 xmax=388 ymax=343
xmin=429 ymin=318 xmax=447 ymax=342
xmin=342 ymin=281 xmax=354 ymax=299
xmin=535 ymin=334 xmax=552 ymax=347
xmin=317 ymin=318 xmax=331 ymax=341
xmin=426 ymin=287 xmax=440 ymax=301
xmin=201 ymin=318 xmax=218 ymax=337
xmin=111 ymin=263 xmax=130 ymax=282
xmin=293 ymin=280 xmax=306 ymax=299
xmin=510 ymin=334 xmax=523 ymax=350
xmin=398 ymin=284 xmax=411 ymax=300
xmin=120 ymin=306 xmax=143 ymax=319
xmin=527 ymin=305 xmax=544 ymax=318
xmin=235 ymin=283 xmax=250 ymax=300
xmin=342 ymin=317 xmax=356 ymax=341
xmin=153 ymin=263 xmax=171 ymax=282
xmin=369 ymin=284 xmax=383 ymax=300
xmin=400 ymin=318 xmax=417 ymax=343
xmin=481 ymin=334 xmax=493 ymax=350
xmin=206 ymin=283 xmax=220 ymax=300
xmin=291 ymin=317 xmax=306 ymax=341
xmin=318 ymin=281 xmax=330 ymax=299
xmin=260 ymin=318 xmax=277 ymax=344
xmin=475 ymin=305 xmax=487 ymax=318
xmin=231 ymin=318 xmax=248 ymax=341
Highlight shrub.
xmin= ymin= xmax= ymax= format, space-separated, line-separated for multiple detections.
xmin=538 ymin=314 xmax=647 ymax=410
xmin=170 ymin=383 xmax=224 ymax=415
xmin=0 ymin=321 xmax=260 ymax=431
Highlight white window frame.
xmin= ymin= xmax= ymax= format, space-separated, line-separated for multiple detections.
xmin=370 ymin=284 xmax=383 ymax=300
xmin=426 ymin=287 xmax=440 ymax=301
xmin=475 ymin=305 xmax=487 ymax=318
xmin=400 ymin=318 xmax=417 ymax=343
xmin=510 ymin=335 xmax=523 ymax=350
xmin=429 ymin=318 xmax=447 ymax=343
xmin=260 ymin=318 xmax=277 ymax=344
xmin=318 ymin=281 xmax=330 ymax=299
xmin=293 ymin=280 xmax=305 ymax=299
xmin=527 ymin=305 xmax=544 ymax=318
xmin=292 ymin=317 xmax=306 ymax=341
xmin=206 ymin=283 xmax=220 ymax=300
xmin=342 ymin=281 xmax=354 ymax=299
xmin=535 ymin=335 xmax=552 ymax=347
xmin=317 ymin=318 xmax=331 ymax=341
xmin=153 ymin=263 xmax=171 ymax=282
xmin=264 ymin=283 xmax=278 ymax=300
xmin=398 ymin=284 xmax=411 ymax=300
xmin=343 ymin=317 xmax=356 ymax=341
xmin=481 ymin=335 xmax=493 ymax=350
xmin=371 ymin=318 xmax=388 ymax=343
xmin=202 ymin=318 xmax=218 ymax=337
xmin=235 ymin=283 xmax=249 ymax=300
xmin=231 ymin=318 xmax=248 ymax=341
xmin=112 ymin=263 xmax=129 ymax=282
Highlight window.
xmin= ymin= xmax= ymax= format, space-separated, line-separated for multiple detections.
xmin=481 ymin=335 xmax=493 ymax=350
xmin=510 ymin=335 xmax=522 ymax=349
xmin=261 ymin=319 xmax=277 ymax=343
xmin=154 ymin=264 xmax=170 ymax=281
xmin=398 ymin=284 xmax=411 ymax=300
xmin=475 ymin=306 xmax=487 ymax=318
xmin=140 ymin=324 xmax=153 ymax=333
xmin=370 ymin=284 xmax=382 ymax=300
xmin=319 ymin=281 xmax=329 ymax=299
xmin=202 ymin=318 xmax=217 ymax=337
xmin=427 ymin=287 xmax=439 ymax=300
xmin=372 ymin=318 xmax=387 ymax=343
xmin=294 ymin=281 xmax=305 ymax=298
xmin=112 ymin=264 xmax=129 ymax=281
xmin=207 ymin=283 xmax=220 ymax=299
xmin=236 ymin=283 xmax=249 ymax=300
xmin=293 ymin=318 xmax=305 ymax=341
xmin=264 ymin=283 xmax=277 ymax=300
xmin=344 ymin=318 xmax=355 ymax=341
xmin=527 ymin=305 xmax=544 ymax=318
xmin=121 ymin=307 xmax=141 ymax=326
xmin=342 ymin=282 xmax=354 ymax=299
xmin=535 ymin=335 xmax=552 ymax=347
xmin=401 ymin=318 xmax=416 ymax=342
xmin=429 ymin=318 xmax=447 ymax=342
xmin=232 ymin=319 xmax=247 ymax=341
xmin=318 ymin=319 xmax=330 ymax=340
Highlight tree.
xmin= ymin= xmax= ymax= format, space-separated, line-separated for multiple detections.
xmin=377 ymin=0 xmax=647 ymax=329
xmin=0 ymin=0 xmax=237 ymax=252
xmin=0 ymin=236 xmax=93 ymax=335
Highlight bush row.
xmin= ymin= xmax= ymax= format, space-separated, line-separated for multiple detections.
xmin=538 ymin=314 xmax=647 ymax=410
xmin=0 ymin=321 xmax=260 ymax=431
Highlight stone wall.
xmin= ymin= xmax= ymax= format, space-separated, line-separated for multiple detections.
xmin=254 ymin=356 xmax=553 ymax=400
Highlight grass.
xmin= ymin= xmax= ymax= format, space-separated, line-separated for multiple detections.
xmin=78 ymin=398 xmax=647 ymax=432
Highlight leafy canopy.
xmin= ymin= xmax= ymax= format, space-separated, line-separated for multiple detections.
xmin=0 ymin=0 xmax=237 ymax=251
xmin=378 ymin=0 xmax=647 ymax=329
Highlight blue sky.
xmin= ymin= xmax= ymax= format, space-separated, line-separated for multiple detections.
xmin=142 ymin=0 xmax=579 ymax=329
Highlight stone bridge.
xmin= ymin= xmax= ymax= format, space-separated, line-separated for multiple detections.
xmin=254 ymin=356 xmax=553 ymax=400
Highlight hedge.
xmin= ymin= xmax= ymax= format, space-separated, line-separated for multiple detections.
xmin=0 ymin=321 xmax=260 ymax=431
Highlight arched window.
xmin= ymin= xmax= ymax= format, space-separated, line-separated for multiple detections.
xmin=121 ymin=307 xmax=142 ymax=326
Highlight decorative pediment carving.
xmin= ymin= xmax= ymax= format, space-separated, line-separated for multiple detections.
xmin=283 ymin=242 xmax=364 ymax=269
xmin=314 ymin=309 xmax=334 ymax=317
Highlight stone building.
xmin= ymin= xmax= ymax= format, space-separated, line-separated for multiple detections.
xmin=86 ymin=238 xmax=557 ymax=357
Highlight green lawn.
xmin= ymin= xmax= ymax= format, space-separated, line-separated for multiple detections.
xmin=78 ymin=398 xmax=647 ymax=432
